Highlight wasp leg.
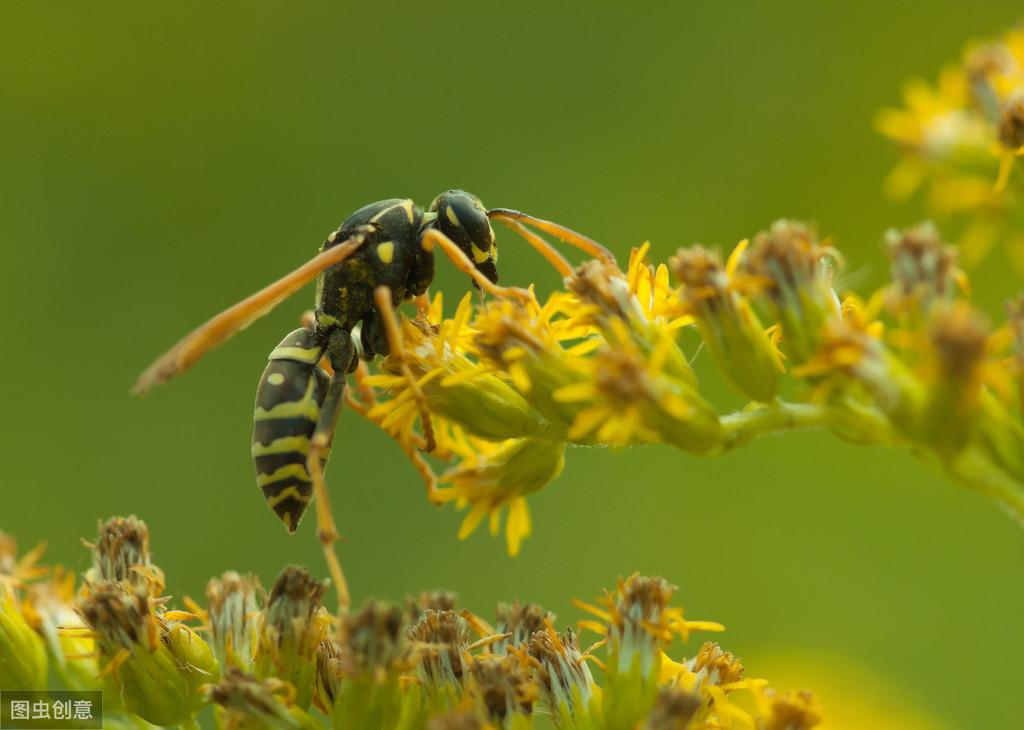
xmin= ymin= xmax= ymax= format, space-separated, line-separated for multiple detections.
xmin=487 ymin=208 xmax=617 ymax=267
xmin=420 ymin=228 xmax=533 ymax=303
xmin=306 ymin=328 xmax=355 ymax=613
xmin=133 ymin=227 xmax=372 ymax=395
xmin=352 ymin=360 xmax=440 ymax=502
xmin=372 ymin=286 xmax=437 ymax=454
xmin=495 ymin=218 xmax=574 ymax=277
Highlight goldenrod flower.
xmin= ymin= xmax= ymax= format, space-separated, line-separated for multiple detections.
xmin=86 ymin=515 xmax=164 ymax=597
xmin=671 ymin=241 xmax=781 ymax=402
xmin=407 ymin=609 xmax=470 ymax=705
xmin=465 ymin=655 xmax=537 ymax=728
xmin=255 ymin=566 xmax=329 ymax=710
xmin=207 ymin=571 xmax=264 ymax=671
xmin=407 ymin=590 xmax=459 ymax=622
xmin=23 ymin=568 xmax=98 ymax=691
xmin=0 ymin=589 xmax=48 ymax=691
xmin=208 ymin=667 xmax=321 ymax=730
xmin=76 ymin=581 xmax=218 ymax=727
xmin=743 ymin=220 xmax=842 ymax=364
xmin=883 ymin=222 xmax=965 ymax=319
xmin=878 ymin=26 xmax=1024 ymax=268
xmin=644 ymin=685 xmax=701 ymax=730
xmin=493 ymin=601 xmax=553 ymax=653
xmin=525 ymin=624 xmax=595 ymax=725
xmin=434 ymin=437 xmax=564 ymax=557
xmin=328 ymin=600 xmax=414 ymax=728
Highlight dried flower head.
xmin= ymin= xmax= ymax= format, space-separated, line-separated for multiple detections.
xmin=494 ymin=601 xmax=553 ymax=651
xmin=256 ymin=566 xmax=329 ymax=709
xmin=88 ymin=515 xmax=163 ymax=596
xmin=207 ymin=570 xmax=264 ymax=671
xmin=644 ymin=685 xmax=702 ymax=730
xmin=76 ymin=581 xmax=217 ymax=727
xmin=884 ymin=222 xmax=963 ymax=315
xmin=466 ymin=655 xmax=536 ymax=722
xmin=526 ymin=624 xmax=595 ymax=720
xmin=336 ymin=599 xmax=411 ymax=678
xmin=207 ymin=667 xmax=317 ymax=730
xmin=407 ymin=609 xmax=470 ymax=693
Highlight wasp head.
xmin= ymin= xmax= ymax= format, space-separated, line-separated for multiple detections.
xmin=429 ymin=190 xmax=498 ymax=285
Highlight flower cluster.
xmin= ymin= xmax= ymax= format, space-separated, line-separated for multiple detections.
xmin=0 ymin=517 xmax=829 ymax=729
xmin=353 ymin=219 xmax=1024 ymax=554
xmin=876 ymin=25 xmax=1024 ymax=269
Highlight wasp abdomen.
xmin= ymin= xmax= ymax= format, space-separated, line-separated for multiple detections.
xmin=252 ymin=328 xmax=329 ymax=533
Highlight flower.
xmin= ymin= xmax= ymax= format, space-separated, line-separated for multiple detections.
xmin=207 ymin=667 xmax=321 ymax=730
xmin=75 ymin=581 xmax=218 ymax=727
xmin=206 ymin=571 xmax=264 ymax=671
xmin=525 ymin=624 xmax=595 ymax=724
xmin=85 ymin=515 xmax=164 ymax=597
xmin=671 ymin=241 xmax=781 ymax=402
xmin=434 ymin=437 xmax=564 ymax=557
xmin=255 ymin=566 xmax=329 ymax=710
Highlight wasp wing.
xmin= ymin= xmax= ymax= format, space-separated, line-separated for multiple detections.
xmin=133 ymin=232 xmax=369 ymax=395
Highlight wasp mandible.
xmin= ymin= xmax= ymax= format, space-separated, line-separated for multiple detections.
xmin=133 ymin=190 xmax=613 ymax=609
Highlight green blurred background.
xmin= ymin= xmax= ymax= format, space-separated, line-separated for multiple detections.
xmin=3 ymin=2 xmax=1022 ymax=727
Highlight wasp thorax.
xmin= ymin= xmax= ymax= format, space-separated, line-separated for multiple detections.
xmin=431 ymin=190 xmax=498 ymax=284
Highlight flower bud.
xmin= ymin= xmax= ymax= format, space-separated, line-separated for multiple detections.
xmin=208 ymin=667 xmax=321 ymax=730
xmin=76 ymin=582 xmax=214 ymax=726
xmin=207 ymin=571 xmax=264 ymax=671
xmin=407 ymin=609 xmax=470 ymax=705
xmin=438 ymin=437 xmax=565 ymax=556
xmin=744 ymin=220 xmax=842 ymax=363
xmin=527 ymin=625 xmax=595 ymax=724
xmin=88 ymin=515 xmax=163 ymax=597
xmin=493 ymin=601 xmax=553 ymax=652
xmin=884 ymin=222 xmax=962 ymax=318
xmin=256 ymin=566 xmax=328 ymax=710
xmin=671 ymin=244 xmax=780 ymax=402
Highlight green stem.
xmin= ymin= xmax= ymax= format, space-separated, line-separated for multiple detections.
xmin=180 ymin=717 xmax=201 ymax=730
xmin=719 ymin=400 xmax=831 ymax=451
xmin=946 ymin=447 xmax=1024 ymax=522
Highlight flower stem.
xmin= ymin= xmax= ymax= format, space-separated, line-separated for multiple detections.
xmin=719 ymin=400 xmax=832 ymax=450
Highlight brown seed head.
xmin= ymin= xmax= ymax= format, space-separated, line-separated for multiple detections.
xmin=884 ymin=222 xmax=960 ymax=313
xmin=495 ymin=601 xmax=554 ymax=649
xmin=645 ymin=685 xmax=702 ymax=730
xmin=928 ymin=304 xmax=989 ymax=383
xmin=336 ymin=599 xmax=409 ymax=676
xmin=407 ymin=590 xmax=458 ymax=622
xmin=467 ymin=656 xmax=536 ymax=721
xmin=407 ymin=609 xmax=470 ymax=685
xmin=91 ymin=516 xmax=160 ymax=594
xmin=671 ymin=246 xmax=728 ymax=305
xmin=765 ymin=689 xmax=823 ymax=730
xmin=999 ymin=94 xmax=1024 ymax=148
xmin=746 ymin=220 xmax=835 ymax=297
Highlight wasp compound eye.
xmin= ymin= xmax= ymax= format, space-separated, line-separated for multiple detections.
xmin=432 ymin=190 xmax=498 ymax=283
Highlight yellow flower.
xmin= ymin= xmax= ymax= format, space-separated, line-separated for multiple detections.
xmin=76 ymin=581 xmax=218 ymax=727
xmin=255 ymin=566 xmax=329 ymax=710
xmin=206 ymin=571 xmax=264 ymax=672
xmin=671 ymin=241 xmax=782 ymax=402
xmin=575 ymin=574 xmax=724 ymax=678
xmin=434 ymin=437 xmax=565 ymax=556
xmin=0 ymin=590 xmax=47 ymax=691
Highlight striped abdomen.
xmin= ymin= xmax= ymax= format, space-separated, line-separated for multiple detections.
xmin=252 ymin=328 xmax=329 ymax=533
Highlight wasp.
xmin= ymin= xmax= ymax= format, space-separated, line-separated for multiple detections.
xmin=133 ymin=190 xmax=613 ymax=609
